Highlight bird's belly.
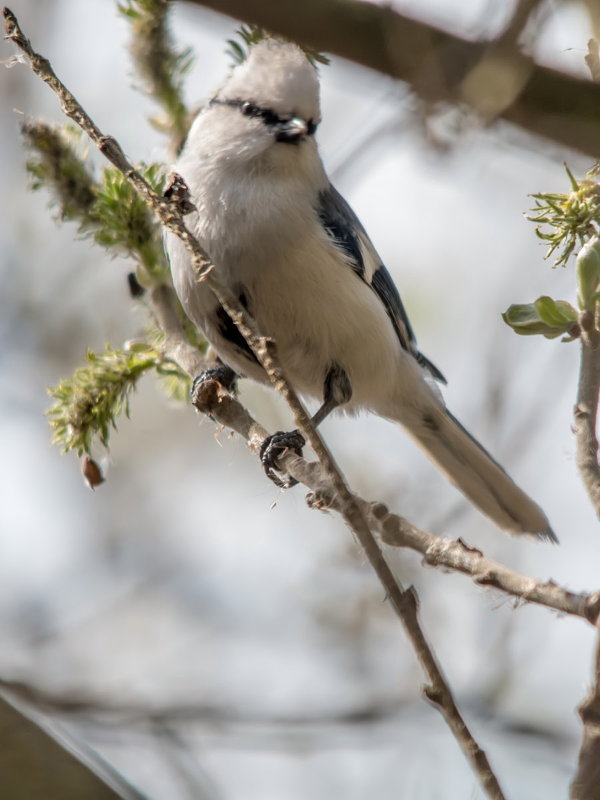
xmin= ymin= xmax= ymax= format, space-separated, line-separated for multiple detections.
xmin=247 ymin=247 xmax=405 ymax=410
xmin=171 ymin=218 xmax=424 ymax=415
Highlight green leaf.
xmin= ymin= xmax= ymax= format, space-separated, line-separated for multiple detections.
xmin=565 ymin=163 xmax=579 ymax=192
xmin=534 ymin=296 xmax=578 ymax=326
xmin=92 ymin=164 xmax=169 ymax=282
xmin=576 ymin=236 xmax=600 ymax=311
xmin=502 ymin=297 xmax=577 ymax=339
xmin=226 ymin=25 xmax=329 ymax=67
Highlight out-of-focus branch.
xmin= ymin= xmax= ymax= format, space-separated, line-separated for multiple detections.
xmin=4 ymin=10 xmax=509 ymax=797
xmin=121 ymin=0 xmax=193 ymax=155
xmin=582 ymin=0 xmax=600 ymax=47
xmin=458 ymin=0 xmax=547 ymax=120
xmin=150 ymin=285 xmax=206 ymax=377
xmin=183 ymin=0 xmax=600 ymax=158
xmin=586 ymin=39 xmax=600 ymax=83
xmin=571 ymin=631 xmax=600 ymax=800
xmin=0 ymin=690 xmax=143 ymax=800
xmin=497 ymin=0 xmax=546 ymax=45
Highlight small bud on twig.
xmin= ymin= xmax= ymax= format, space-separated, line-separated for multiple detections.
xmin=127 ymin=271 xmax=145 ymax=298
xmin=164 ymin=173 xmax=195 ymax=215
xmin=81 ymin=455 xmax=104 ymax=489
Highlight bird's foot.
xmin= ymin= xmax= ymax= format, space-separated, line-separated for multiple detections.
xmin=260 ymin=430 xmax=305 ymax=488
xmin=191 ymin=365 xmax=237 ymax=414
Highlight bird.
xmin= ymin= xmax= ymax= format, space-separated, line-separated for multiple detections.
xmin=165 ymin=36 xmax=555 ymax=541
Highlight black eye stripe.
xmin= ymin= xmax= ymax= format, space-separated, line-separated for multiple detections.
xmin=209 ymin=97 xmax=317 ymax=136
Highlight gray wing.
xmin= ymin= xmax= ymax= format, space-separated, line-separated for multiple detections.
xmin=317 ymin=183 xmax=446 ymax=384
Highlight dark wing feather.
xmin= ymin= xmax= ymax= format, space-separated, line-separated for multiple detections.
xmin=371 ymin=264 xmax=446 ymax=384
xmin=317 ymin=184 xmax=446 ymax=384
xmin=317 ymin=184 xmax=365 ymax=278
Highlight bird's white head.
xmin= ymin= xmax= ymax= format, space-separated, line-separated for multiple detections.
xmin=178 ymin=36 xmax=327 ymax=227
xmin=218 ymin=38 xmax=321 ymax=131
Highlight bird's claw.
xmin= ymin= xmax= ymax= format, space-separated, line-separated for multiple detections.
xmin=260 ymin=430 xmax=305 ymax=488
xmin=191 ymin=365 xmax=237 ymax=414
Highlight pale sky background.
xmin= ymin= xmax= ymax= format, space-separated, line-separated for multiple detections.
xmin=1 ymin=1 xmax=599 ymax=798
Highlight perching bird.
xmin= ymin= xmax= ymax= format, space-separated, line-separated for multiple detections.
xmin=165 ymin=37 xmax=555 ymax=541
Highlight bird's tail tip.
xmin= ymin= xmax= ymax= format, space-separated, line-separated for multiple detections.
xmin=534 ymin=525 xmax=559 ymax=545
xmin=401 ymin=406 xmax=557 ymax=542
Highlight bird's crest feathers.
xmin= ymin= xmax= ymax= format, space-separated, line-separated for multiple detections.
xmin=217 ymin=38 xmax=322 ymax=125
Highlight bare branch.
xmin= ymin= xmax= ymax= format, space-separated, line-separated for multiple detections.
xmin=3 ymin=8 xmax=508 ymax=796
xmin=570 ymin=626 xmax=600 ymax=800
xmin=0 ymin=690 xmax=144 ymax=800
xmin=574 ymin=311 xmax=600 ymax=516
xmin=149 ymin=284 xmax=207 ymax=377
xmin=571 ymin=629 xmax=600 ymax=800
xmin=374 ymin=508 xmax=600 ymax=623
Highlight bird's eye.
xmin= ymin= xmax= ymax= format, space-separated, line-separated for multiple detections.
xmin=240 ymin=102 xmax=254 ymax=116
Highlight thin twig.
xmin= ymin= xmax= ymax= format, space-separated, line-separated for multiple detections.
xmin=346 ymin=500 xmax=600 ymax=625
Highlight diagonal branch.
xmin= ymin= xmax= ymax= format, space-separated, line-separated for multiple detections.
xmin=151 ymin=285 xmax=600 ymax=628
xmin=3 ymin=8 xmax=507 ymax=797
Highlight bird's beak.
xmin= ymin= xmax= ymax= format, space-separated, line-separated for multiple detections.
xmin=275 ymin=116 xmax=309 ymax=143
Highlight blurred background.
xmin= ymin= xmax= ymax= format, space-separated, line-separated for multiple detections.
xmin=1 ymin=1 xmax=599 ymax=797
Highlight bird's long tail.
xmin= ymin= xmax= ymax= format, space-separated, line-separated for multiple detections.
xmin=400 ymin=406 xmax=556 ymax=540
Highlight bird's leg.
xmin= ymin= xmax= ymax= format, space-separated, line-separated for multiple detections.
xmin=260 ymin=364 xmax=352 ymax=488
